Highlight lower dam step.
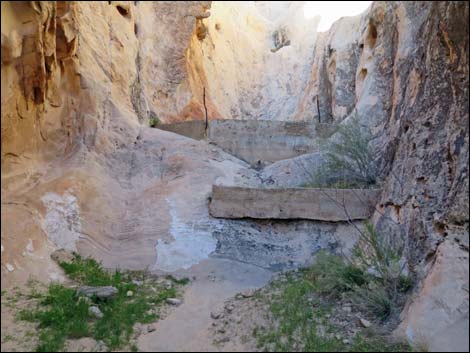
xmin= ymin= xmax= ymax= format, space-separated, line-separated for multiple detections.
xmin=209 ymin=184 xmax=381 ymax=222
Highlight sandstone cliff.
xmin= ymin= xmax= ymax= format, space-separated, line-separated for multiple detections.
xmin=298 ymin=3 xmax=469 ymax=349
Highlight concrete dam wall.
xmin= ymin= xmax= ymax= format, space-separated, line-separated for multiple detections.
xmin=157 ymin=119 xmax=320 ymax=166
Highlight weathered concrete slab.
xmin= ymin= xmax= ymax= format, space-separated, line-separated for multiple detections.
xmin=157 ymin=120 xmax=206 ymax=140
xmin=208 ymin=120 xmax=318 ymax=166
xmin=209 ymin=185 xmax=381 ymax=221
xmin=157 ymin=120 xmax=319 ymax=166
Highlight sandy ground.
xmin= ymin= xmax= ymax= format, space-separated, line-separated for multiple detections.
xmin=138 ymin=258 xmax=273 ymax=352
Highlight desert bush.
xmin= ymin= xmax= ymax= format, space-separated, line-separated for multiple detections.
xmin=254 ymin=249 xmax=413 ymax=352
xmin=148 ymin=112 xmax=160 ymax=128
xmin=310 ymin=113 xmax=379 ymax=188
xmin=352 ymin=284 xmax=393 ymax=321
xmin=306 ymin=220 xmax=412 ymax=322
xmin=349 ymin=221 xmax=411 ymax=321
xmin=306 ymin=251 xmax=368 ymax=298
xmin=352 ymin=221 xmax=407 ymax=286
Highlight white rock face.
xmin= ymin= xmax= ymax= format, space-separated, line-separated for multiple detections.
xmin=41 ymin=191 xmax=81 ymax=252
xmin=153 ymin=198 xmax=218 ymax=272
xmin=201 ymin=2 xmax=319 ymax=120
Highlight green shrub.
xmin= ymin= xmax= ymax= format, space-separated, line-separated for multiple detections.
xmin=59 ymin=254 xmax=118 ymax=286
xmin=306 ymin=220 xmax=412 ymax=322
xmin=165 ymin=274 xmax=190 ymax=286
xmin=306 ymin=251 xmax=368 ymax=297
xmin=254 ymin=265 xmax=413 ymax=352
xmin=352 ymin=221 xmax=411 ymax=321
xmin=350 ymin=333 xmax=413 ymax=352
xmin=148 ymin=112 xmax=160 ymax=128
xmin=352 ymin=285 xmax=393 ymax=321
xmin=310 ymin=113 xmax=379 ymax=188
xmin=256 ymin=273 xmax=342 ymax=352
xmin=352 ymin=222 xmax=406 ymax=282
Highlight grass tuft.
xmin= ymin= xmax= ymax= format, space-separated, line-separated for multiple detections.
xmin=306 ymin=251 xmax=369 ymax=297
xmin=254 ymin=269 xmax=413 ymax=352
xmin=14 ymin=254 xmax=187 ymax=352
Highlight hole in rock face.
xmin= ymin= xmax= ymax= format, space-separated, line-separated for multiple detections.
xmin=271 ymin=28 xmax=290 ymax=52
xmin=33 ymin=87 xmax=43 ymax=104
xmin=45 ymin=55 xmax=54 ymax=73
xmin=327 ymin=45 xmax=334 ymax=57
xmin=56 ymin=25 xmax=69 ymax=60
xmin=433 ymin=221 xmax=447 ymax=236
xmin=56 ymin=1 xmax=70 ymax=16
xmin=196 ymin=20 xmax=208 ymax=41
xmin=328 ymin=59 xmax=336 ymax=81
xmin=366 ymin=21 xmax=378 ymax=48
xmin=116 ymin=5 xmax=129 ymax=17
xmin=360 ymin=68 xmax=367 ymax=80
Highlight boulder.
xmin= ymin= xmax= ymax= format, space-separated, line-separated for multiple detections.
xmin=166 ymin=298 xmax=182 ymax=306
xmin=77 ymin=286 xmax=118 ymax=299
xmin=89 ymin=305 xmax=104 ymax=318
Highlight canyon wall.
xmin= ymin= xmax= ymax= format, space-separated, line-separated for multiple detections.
xmin=133 ymin=1 xmax=214 ymax=122
xmin=1 ymin=0 xmax=214 ymax=286
xmin=1 ymin=1 xmax=214 ymax=174
xmin=294 ymin=2 xmax=469 ymax=350
xmin=200 ymin=1 xmax=319 ymax=120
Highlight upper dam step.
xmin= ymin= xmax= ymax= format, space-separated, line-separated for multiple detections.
xmin=156 ymin=119 xmax=331 ymax=166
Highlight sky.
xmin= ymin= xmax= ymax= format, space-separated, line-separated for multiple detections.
xmin=303 ymin=1 xmax=373 ymax=31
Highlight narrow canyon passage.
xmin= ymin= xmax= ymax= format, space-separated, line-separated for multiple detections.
xmin=1 ymin=1 xmax=468 ymax=352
